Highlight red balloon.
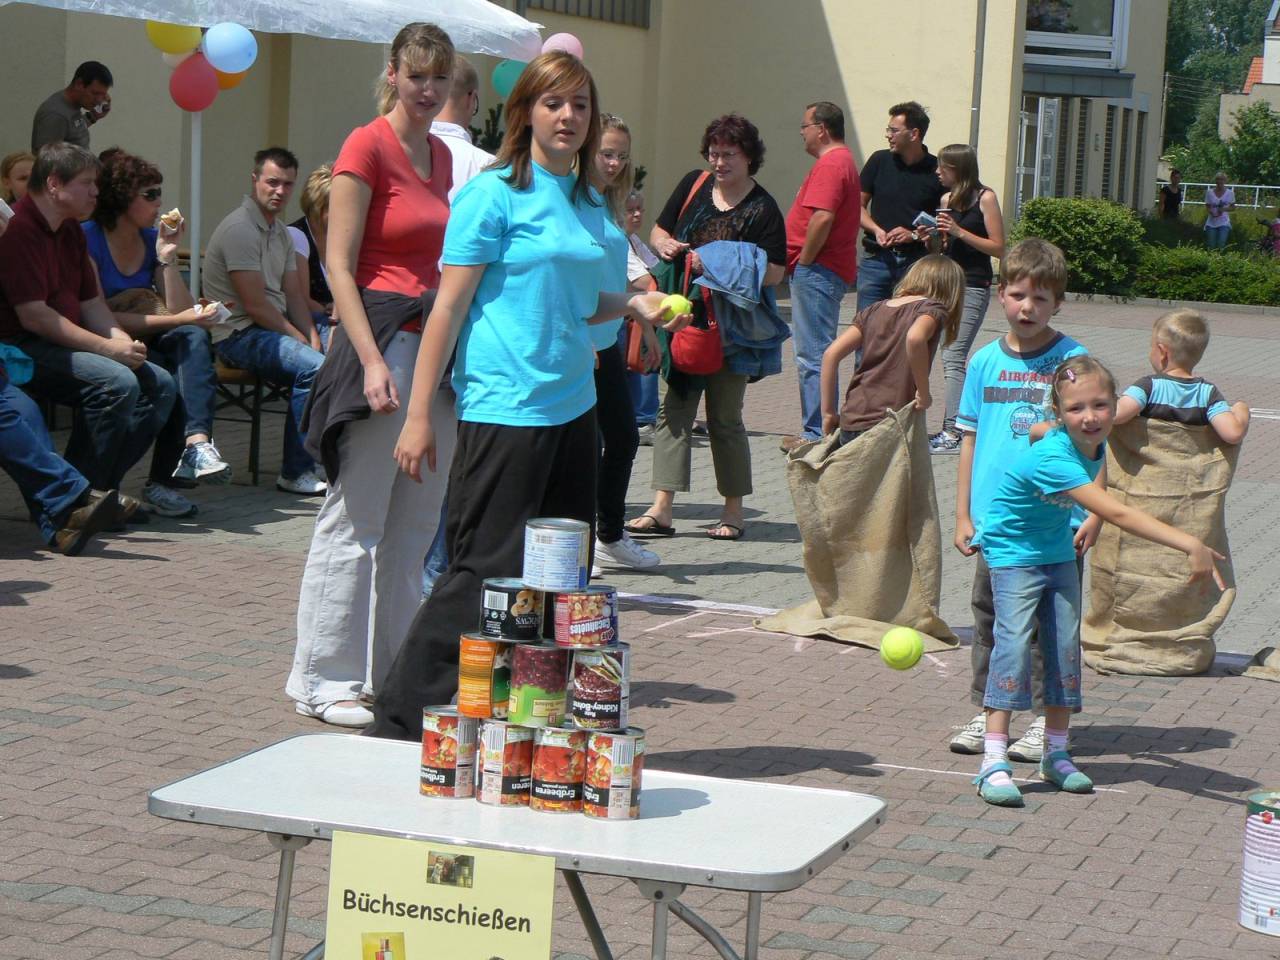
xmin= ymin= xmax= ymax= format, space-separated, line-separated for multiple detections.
xmin=170 ymin=52 xmax=219 ymax=112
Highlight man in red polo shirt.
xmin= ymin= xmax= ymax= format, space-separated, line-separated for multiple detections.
xmin=782 ymin=101 xmax=861 ymax=449
xmin=0 ymin=142 xmax=174 ymax=511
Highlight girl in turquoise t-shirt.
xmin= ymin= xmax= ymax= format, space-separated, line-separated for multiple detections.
xmin=972 ymin=355 xmax=1224 ymax=808
xmin=366 ymin=51 xmax=688 ymax=742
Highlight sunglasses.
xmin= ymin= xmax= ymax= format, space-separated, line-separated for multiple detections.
xmin=140 ymin=187 xmax=162 ymax=202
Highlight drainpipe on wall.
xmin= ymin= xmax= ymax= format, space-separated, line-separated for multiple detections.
xmin=969 ymin=0 xmax=988 ymax=147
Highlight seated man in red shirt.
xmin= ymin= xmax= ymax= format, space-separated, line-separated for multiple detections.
xmin=0 ymin=142 xmax=174 ymax=518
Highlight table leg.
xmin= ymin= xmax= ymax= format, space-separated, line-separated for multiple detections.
xmin=560 ymin=869 xmax=614 ymax=960
xmin=744 ymin=891 xmax=762 ymax=960
xmin=266 ymin=834 xmax=311 ymax=960
xmin=634 ymin=880 xmax=685 ymax=960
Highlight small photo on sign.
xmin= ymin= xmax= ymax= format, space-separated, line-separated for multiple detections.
xmin=426 ymin=851 xmax=475 ymax=888
xmin=360 ymin=931 xmax=405 ymax=960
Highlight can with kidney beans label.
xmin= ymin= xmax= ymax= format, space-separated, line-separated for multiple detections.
xmin=507 ymin=642 xmax=568 ymax=727
xmin=420 ymin=707 xmax=477 ymax=799
xmin=457 ymin=633 xmax=516 ymax=720
xmin=583 ymin=728 xmax=645 ymax=820
xmin=530 ymin=726 xmax=586 ymax=813
xmin=569 ymin=644 xmax=629 ymax=730
xmin=476 ymin=719 xmax=534 ymax=806
xmin=523 ymin=518 xmax=589 ymax=592
xmin=554 ymin=586 xmax=618 ymax=648
xmin=481 ymin=578 xmax=544 ymax=640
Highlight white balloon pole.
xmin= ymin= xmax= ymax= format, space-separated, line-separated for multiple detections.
xmin=190 ymin=110 xmax=202 ymax=299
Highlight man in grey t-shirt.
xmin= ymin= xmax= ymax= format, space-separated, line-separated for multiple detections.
xmin=32 ymin=61 xmax=113 ymax=152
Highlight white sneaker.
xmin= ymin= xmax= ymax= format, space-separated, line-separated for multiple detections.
xmin=595 ymin=532 xmax=660 ymax=569
xmin=277 ymin=471 xmax=328 ymax=496
xmin=1009 ymin=715 xmax=1046 ymax=763
xmin=949 ymin=713 xmax=986 ymax=754
xmin=141 ymin=480 xmax=198 ymax=518
xmin=295 ymin=700 xmax=373 ymax=727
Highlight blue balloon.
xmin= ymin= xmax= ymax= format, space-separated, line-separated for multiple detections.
xmin=492 ymin=60 xmax=526 ymax=99
xmin=202 ymin=22 xmax=258 ymax=75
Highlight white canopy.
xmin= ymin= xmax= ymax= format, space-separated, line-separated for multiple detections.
xmin=0 ymin=0 xmax=544 ymax=59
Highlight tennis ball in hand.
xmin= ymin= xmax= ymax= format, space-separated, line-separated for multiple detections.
xmin=880 ymin=626 xmax=924 ymax=670
xmin=660 ymin=294 xmax=693 ymax=322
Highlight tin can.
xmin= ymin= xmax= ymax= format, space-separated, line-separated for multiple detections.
xmin=477 ymin=719 xmax=534 ymax=806
xmin=583 ymin=728 xmax=645 ymax=820
xmin=419 ymin=707 xmax=477 ymax=799
xmin=457 ymin=633 xmax=516 ymax=720
xmin=554 ymin=586 xmax=618 ymax=648
xmin=523 ymin=518 xmax=590 ymax=592
xmin=507 ymin=642 xmax=569 ymax=727
xmin=530 ymin=726 xmax=586 ymax=813
xmin=569 ymin=645 xmax=630 ymax=730
xmin=481 ymin=578 xmax=544 ymax=640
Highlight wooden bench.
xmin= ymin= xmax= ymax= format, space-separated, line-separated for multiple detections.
xmin=213 ymin=361 xmax=287 ymax=487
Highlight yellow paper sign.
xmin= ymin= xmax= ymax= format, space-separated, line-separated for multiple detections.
xmin=326 ymin=831 xmax=555 ymax=960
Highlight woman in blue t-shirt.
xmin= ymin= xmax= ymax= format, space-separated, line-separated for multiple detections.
xmin=367 ymin=51 xmax=687 ymax=741
xmin=970 ymin=355 xmax=1224 ymax=808
xmin=85 ymin=149 xmax=228 ymax=518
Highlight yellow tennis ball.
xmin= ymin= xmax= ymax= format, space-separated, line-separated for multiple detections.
xmin=660 ymin=294 xmax=693 ymax=322
xmin=880 ymin=626 xmax=924 ymax=670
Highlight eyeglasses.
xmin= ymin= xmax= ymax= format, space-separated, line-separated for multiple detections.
xmin=707 ymin=150 xmax=740 ymax=163
xmin=140 ymin=187 xmax=162 ymax=201
xmin=598 ymin=150 xmax=630 ymax=163
xmin=800 ymin=122 xmax=823 ymax=131
xmin=885 ymin=126 xmax=908 ymax=137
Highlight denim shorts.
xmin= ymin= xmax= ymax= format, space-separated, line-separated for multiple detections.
xmin=983 ymin=560 xmax=1083 ymax=712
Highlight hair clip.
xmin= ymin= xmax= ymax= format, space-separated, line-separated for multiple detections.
xmin=1063 ymin=369 xmax=1076 ymax=382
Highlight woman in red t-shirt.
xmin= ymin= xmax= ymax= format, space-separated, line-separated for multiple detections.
xmin=287 ymin=23 xmax=457 ymax=728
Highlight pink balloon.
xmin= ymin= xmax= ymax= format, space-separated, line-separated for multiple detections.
xmin=542 ymin=32 xmax=584 ymax=58
xmin=170 ymin=52 xmax=219 ymax=112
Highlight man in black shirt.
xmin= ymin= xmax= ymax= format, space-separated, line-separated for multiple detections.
xmin=856 ymin=101 xmax=946 ymax=311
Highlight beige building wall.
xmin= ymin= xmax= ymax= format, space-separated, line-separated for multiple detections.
xmin=1120 ymin=0 xmax=1168 ymax=212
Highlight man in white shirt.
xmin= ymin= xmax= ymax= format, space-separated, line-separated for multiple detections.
xmin=429 ymin=56 xmax=495 ymax=203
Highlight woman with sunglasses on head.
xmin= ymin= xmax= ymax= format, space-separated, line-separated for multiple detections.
xmin=368 ymin=52 xmax=684 ymax=741
xmin=83 ymin=147 xmax=228 ymax=518
xmin=588 ymin=113 xmax=661 ymax=574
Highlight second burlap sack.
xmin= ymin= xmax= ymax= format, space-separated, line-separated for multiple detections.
xmin=1082 ymin=417 xmax=1238 ymax=675
xmin=757 ymin=404 xmax=957 ymax=650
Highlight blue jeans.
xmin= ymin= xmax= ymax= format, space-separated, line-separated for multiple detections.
xmin=856 ymin=248 xmax=925 ymax=312
xmin=0 ymin=373 xmax=88 ymax=544
xmin=214 ymin=326 xmax=323 ymax=480
xmin=16 ymin=335 xmax=175 ymax=490
xmin=984 ymin=561 xmax=1083 ymax=712
xmin=421 ymin=494 xmax=449 ymax=597
xmin=790 ymin=262 xmax=848 ymax=439
xmin=617 ymin=324 xmax=658 ymax=426
xmin=1205 ymin=225 xmax=1230 ymax=249
xmin=145 ymin=324 xmax=218 ymax=482
xmin=939 ymin=286 xmax=991 ymax=434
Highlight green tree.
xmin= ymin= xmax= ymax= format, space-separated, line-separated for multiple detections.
xmin=1164 ymin=0 xmax=1273 ymax=147
xmin=1169 ymin=99 xmax=1280 ymax=183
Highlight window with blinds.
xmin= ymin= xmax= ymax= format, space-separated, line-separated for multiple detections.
xmin=1132 ymin=112 xmax=1147 ymax=210
xmin=1102 ymin=105 xmax=1116 ymax=199
xmin=524 ymin=0 xmax=650 ymax=27
xmin=1054 ymin=100 xmax=1072 ymax=197
xmin=1073 ymin=101 xmax=1090 ymax=196
xmin=1116 ymin=108 xmax=1131 ymax=205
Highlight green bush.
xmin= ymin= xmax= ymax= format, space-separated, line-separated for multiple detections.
xmin=1010 ymin=197 xmax=1145 ymax=295
xmin=1134 ymin=245 xmax=1280 ymax=306
xmin=1164 ymin=205 xmax=1273 ymax=251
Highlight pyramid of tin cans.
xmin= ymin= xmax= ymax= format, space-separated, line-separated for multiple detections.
xmin=419 ymin=518 xmax=644 ymax=820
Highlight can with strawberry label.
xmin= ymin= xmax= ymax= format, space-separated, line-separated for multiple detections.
xmin=476 ymin=719 xmax=534 ymax=806
xmin=530 ymin=726 xmax=586 ymax=813
xmin=419 ymin=707 xmax=478 ymax=799
xmin=582 ymin=728 xmax=644 ymax=820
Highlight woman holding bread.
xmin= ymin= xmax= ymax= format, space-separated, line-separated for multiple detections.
xmin=84 ymin=148 xmax=229 ymax=517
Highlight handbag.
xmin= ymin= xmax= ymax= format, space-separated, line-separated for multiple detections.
xmin=668 ymin=256 xmax=723 ymax=375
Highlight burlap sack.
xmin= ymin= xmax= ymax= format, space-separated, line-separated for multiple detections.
xmin=1082 ymin=418 xmax=1238 ymax=675
xmin=756 ymin=404 xmax=957 ymax=650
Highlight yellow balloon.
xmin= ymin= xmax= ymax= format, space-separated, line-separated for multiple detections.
xmin=146 ymin=20 xmax=202 ymax=55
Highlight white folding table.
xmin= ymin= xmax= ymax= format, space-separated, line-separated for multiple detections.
xmin=148 ymin=734 xmax=885 ymax=960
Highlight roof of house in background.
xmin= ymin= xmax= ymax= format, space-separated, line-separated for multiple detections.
xmin=1244 ymin=56 xmax=1265 ymax=92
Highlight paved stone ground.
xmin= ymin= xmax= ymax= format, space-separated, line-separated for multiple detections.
xmin=1 ymin=296 xmax=1277 ymax=959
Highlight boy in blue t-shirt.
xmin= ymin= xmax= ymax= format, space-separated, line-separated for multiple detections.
xmin=948 ymin=239 xmax=1095 ymax=760
xmin=1114 ymin=308 xmax=1250 ymax=444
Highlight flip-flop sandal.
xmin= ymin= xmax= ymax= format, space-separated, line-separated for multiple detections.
xmin=624 ymin=514 xmax=675 ymax=537
xmin=707 ymin=522 xmax=744 ymax=541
